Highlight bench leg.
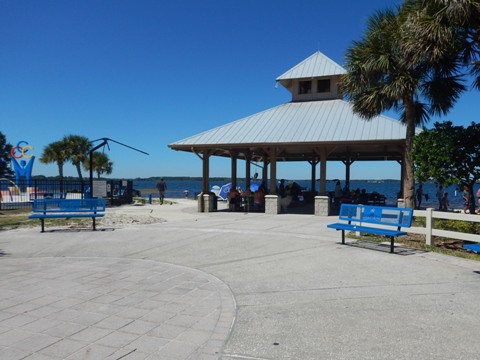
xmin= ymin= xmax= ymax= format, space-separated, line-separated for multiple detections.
xmin=40 ymin=219 xmax=45 ymax=233
xmin=390 ymin=236 xmax=394 ymax=253
xmin=92 ymin=217 xmax=96 ymax=231
xmin=341 ymin=230 xmax=345 ymax=245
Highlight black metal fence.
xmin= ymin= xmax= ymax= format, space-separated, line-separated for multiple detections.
xmin=0 ymin=179 xmax=134 ymax=210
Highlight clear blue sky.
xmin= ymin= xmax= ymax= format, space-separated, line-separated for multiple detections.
xmin=1 ymin=0 xmax=477 ymax=180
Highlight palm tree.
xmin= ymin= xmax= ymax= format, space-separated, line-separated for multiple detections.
xmin=62 ymin=135 xmax=91 ymax=184
xmin=83 ymin=152 xmax=113 ymax=179
xmin=39 ymin=140 xmax=69 ymax=181
xmin=341 ymin=7 xmax=465 ymax=208
xmin=402 ymin=0 xmax=479 ymax=89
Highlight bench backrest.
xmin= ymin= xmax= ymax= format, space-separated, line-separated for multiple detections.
xmin=32 ymin=198 xmax=106 ymax=213
xmin=339 ymin=204 xmax=413 ymax=228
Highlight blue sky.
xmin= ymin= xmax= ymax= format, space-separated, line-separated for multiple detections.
xmin=1 ymin=0 xmax=478 ymax=181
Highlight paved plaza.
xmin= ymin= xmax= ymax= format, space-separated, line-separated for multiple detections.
xmin=1 ymin=199 xmax=480 ymax=359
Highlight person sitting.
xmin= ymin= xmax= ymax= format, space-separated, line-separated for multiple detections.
xmin=243 ymin=188 xmax=252 ymax=212
xmin=353 ymin=188 xmax=361 ymax=203
xmin=253 ymin=189 xmax=265 ymax=212
xmin=228 ymin=187 xmax=239 ymax=211
xmin=358 ymin=189 xmax=369 ymax=205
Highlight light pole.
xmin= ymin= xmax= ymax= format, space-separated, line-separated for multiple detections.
xmin=88 ymin=138 xmax=149 ymax=198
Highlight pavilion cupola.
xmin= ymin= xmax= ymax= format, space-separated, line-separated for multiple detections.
xmin=276 ymin=51 xmax=346 ymax=102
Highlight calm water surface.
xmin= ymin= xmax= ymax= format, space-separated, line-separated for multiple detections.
xmin=134 ymin=179 xmax=476 ymax=210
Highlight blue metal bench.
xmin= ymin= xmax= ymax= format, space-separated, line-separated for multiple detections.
xmin=29 ymin=198 xmax=106 ymax=232
xmin=327 ymin=204 xmax=414 ymax=253
xmin=463 ymin=244 xmax=480 ymax=253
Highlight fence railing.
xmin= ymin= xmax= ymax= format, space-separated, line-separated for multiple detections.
xmin=410 ymin=208 xmax=480 ymax=246
xmin=0 ymin=179 xmax=134 ymax=210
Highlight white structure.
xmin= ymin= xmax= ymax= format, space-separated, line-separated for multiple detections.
xmin=170 ymin=51 xmax=410 ymax=214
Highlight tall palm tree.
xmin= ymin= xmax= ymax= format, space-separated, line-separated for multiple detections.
xmin=39 ymin=140 xmax=69 ymax=181
xmin=40 ymin=140 xmax=69 ymax=195
xmin=62 ymin=135 xmax=91 ymax=184
xmin=402 ymin=0 xmax=479 ymax=89
xmin=341 ymin=7 xmax=465 ymax=208
xmin=83 ymin=152 xmax=113 ymax=179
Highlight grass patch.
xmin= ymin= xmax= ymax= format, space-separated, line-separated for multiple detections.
xmin=0 ymin=209 xmax=98 ymax=231
xmin=0 ymin=209 xmax=35 ymax=230
xmin=347 ymin=232 xmax=480 ymax=261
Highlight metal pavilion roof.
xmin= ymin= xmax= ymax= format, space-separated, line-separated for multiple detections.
xmin=169 ymin=99 xmax=412 ymax=162
xmin=276 ymin=51 xmax=347 ymax=80
xmin=171 ymin=100 xmax=406 ymax=146
xmin=169 ymin=51 xmax=412 ymax=163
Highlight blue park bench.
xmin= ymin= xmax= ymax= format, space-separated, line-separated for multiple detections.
xmin=463 ymin=244 xmax=480 ymax=253
xmin=327 ymin=204 xmax=414 ymax=253
xmin=29 ymin=198 xmax=106 ymax=232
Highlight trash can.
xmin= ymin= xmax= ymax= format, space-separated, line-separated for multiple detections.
xmin=210 ymin=192 xmax=217 ymax=211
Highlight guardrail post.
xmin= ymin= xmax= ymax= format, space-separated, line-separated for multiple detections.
xmin=425 ymin=207 xmax=434 ymax=246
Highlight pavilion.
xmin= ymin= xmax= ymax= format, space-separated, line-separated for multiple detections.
xmin=169 ymin=51 xmax=409 ymax=214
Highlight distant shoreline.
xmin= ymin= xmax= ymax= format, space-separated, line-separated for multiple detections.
xmin=31 ymin=176 xmax=405 ymax=182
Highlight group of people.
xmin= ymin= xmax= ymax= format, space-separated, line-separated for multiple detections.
xmin=278 ymin=180 xmax=302 ymax=201
xmin=461 ymin=185 xmax=480 ymax=214
xmin=333 ymin=181 xmax=378 ymax=206
xmin=228 ymin=182 xmax=266 ymax=212
xmin=434 ymin=185 xmax=450 ymax=211
xmin=416 ymin=184 xmax=480 ymax=212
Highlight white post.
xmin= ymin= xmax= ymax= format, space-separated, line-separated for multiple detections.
xmin=425 ymin=207 xmax=434 ymax=246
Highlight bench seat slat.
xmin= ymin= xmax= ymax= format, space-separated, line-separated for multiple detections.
xmin=31 ymin=209 xmax=104 ymax=213
xmin=327 ymin=223 xmax=407 ymax=237
xmin=29 ymin=214 xmax=104 ymax=219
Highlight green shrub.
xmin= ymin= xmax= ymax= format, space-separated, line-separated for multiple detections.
xmin=435 ymin=219 xmax=480 ymax=234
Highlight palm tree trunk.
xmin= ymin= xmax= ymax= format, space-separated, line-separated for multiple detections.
xmin=403 ymin=99 xmax=416 ymax=209
xmin=75 ymin=163 xmax=84 ymax=183
xmin=58 ymin=164 xmax=64 ymax=196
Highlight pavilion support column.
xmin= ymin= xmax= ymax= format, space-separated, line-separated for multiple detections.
xmin=196 ymin=149 xmax=216 ymax=213
xmin=264 ymin=148 xmax=281 ymax=214
xmin=308 ymin=159 xmax=319 ymax=201
xmin=230 ymin=151 xmax=238 ymax=191
xmin=314 ymin=148 xmax=328 ymax=195
xmin=269 ymin=156 xmax=277 ymax=195
xmin=262 ymin=160 xmax=269 ymax=188
xmin=245 ymin=152 xmax=251 ymax=192
xmin=342 ymin=157 xmax=354 ymax=192
xmin=315 ymin=148 xmax=330 ymax=216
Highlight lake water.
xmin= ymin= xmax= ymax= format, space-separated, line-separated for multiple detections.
xmin=133 ymin=179 xmax=475 ymax=210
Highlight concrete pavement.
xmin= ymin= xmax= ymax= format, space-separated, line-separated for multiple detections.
xmin=1 ymin=199 xmax=480 ymax=359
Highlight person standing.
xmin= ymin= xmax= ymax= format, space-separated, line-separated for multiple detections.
xmin=436 ymin=185 xmax=444 ymax=211
xmin=334 ymin=180 xmax=343 ymax=209
xmin=156 ymin=178 xmax=167 ymax=205
xmin=477 ymin=187 xmax=480 ymax=214
xmin=462 ymin=185 xmax=470 ymax=213
xmin=442 ymin=192 xmax=450 ymax=212
xmin=415 ymin=185 xmax=423 ymax=209
xmin=278 ymin=179 xmax=286 ymax=198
